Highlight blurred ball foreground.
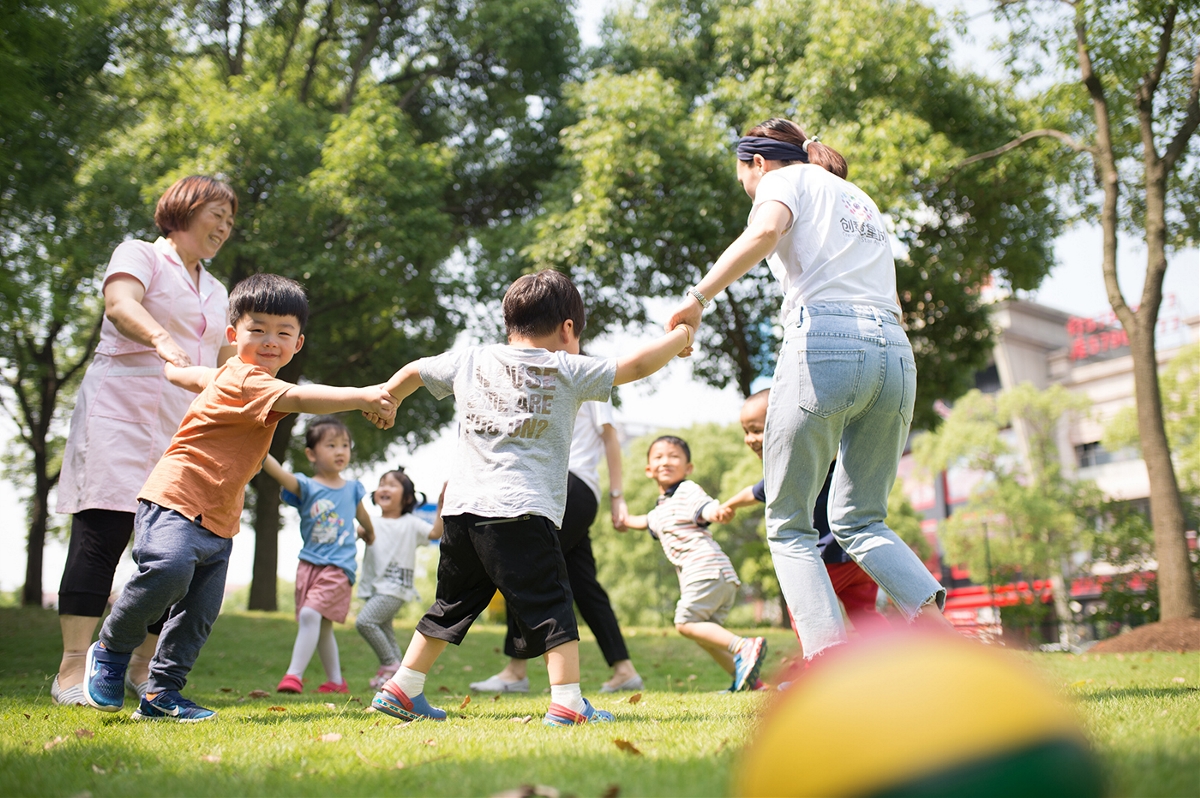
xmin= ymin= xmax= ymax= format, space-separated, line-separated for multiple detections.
xmin=735 ymin=634 xmax=1104 ymax=797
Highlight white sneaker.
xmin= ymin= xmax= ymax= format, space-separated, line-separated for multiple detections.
xmin=468 ymin=674 xmax=530 ymax=693
xmin=599 ymin=675 xmax=644 ymax=693
xmin=50 ymin=675 xmax=87 ymax=706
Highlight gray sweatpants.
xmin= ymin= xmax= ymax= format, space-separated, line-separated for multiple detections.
xmin=356 ymin=594 xmax=405 ymax=665
xmin=99 ymin=502 xmax=232 ymax=694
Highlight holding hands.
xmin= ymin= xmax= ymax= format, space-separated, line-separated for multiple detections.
xmin=362 ymin=385 xmax=398 ymax=429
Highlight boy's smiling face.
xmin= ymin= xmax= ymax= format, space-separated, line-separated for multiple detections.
xmin=740 ymin=394 xmax=768 ymax=460
xmin=226 ymin=312 xmax=304 ymax=375
xmin=645 ymin=440 xmax=693 ymax=490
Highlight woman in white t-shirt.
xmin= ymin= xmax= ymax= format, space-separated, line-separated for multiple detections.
xmin=666 ymin=118 xmax=948 ymax=659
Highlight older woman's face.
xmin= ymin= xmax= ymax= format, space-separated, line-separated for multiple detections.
xmin=178 ymin=200 xmax=235 ymax=261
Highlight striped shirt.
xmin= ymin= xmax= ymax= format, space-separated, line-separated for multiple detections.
xmin=646 ymin=481 xmax=740 ymax=585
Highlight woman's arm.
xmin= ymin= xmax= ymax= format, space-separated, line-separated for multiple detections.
xmin=665 ymin=201 xmax=792 ymax=335
xmin=600 ymin=424 xmax=628 ymax=530
xmin=104 ymin=275 xmax=194 ymax=367
xmin=356 ymin=503 xmax=376 ymax=545
xmin=261 ymin=454 xmax=301 ymax=495
xmin=613 ymin=325 xmax=693 ymax=386
xmin=163 ymin=363 xmax=215 ymax=393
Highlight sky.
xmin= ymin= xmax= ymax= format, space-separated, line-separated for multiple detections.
xmin=1 ymin=0 xmax=1197 ymax=595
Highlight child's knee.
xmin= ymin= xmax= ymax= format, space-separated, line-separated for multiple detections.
xmin=355 ymin=615 xmax=372 ymax=633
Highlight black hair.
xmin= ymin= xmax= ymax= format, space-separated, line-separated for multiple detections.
xmin=502 ymin=269 xmax=586 ymax=339
xmin=373 ymin=467 xmax=422 ymax=515
xmin=649 ymin=435 xmax=691 ymax=462
xmin=228 ymin=273 xmax=310 ymax=331
xmin=304 ymin=415 xmax=351 ymax=449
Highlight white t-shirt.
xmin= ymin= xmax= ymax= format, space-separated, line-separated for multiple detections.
xmin=418 ymin=345 xmax=617 ymax=526
xmin=751 ymin=165 xmax=901 ymax=324
xmin=568 ymin=400 xmax=616 ymax=502
xmin=358 ymin=514 xmax=435 ymax=601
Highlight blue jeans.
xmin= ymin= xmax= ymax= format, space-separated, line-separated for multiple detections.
xmin=98 ymin=502 xmax=232 ymax=693
xmin=764 ymin=304 xmax=945 ymax=657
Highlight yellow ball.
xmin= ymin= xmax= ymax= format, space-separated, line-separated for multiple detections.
xmin=734 ymin=634 xmax=1103 ymax=797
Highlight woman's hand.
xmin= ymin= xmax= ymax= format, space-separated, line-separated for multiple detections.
xmin=611 ymin=496 xmax=628 ymax=530
xmin=153 ymin=332 xmax=193 ymax=367
xmin=664 ymin=295 xmax=704 ymax=358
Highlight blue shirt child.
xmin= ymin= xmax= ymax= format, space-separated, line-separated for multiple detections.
xmin=283 ymin=473 xmax=367 ymax=583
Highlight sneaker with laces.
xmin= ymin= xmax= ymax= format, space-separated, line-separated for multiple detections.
xmin=372 ymin=686 xmax=446 ymax=721
xmin=84 ymin=642 xmax=129 ymax=712
xmin=543 ymin=698 xmax=613 ymax=726
xmin=317 ymin=680 xmax=349 ymax=694
xmin=276 ymin=674 xmax=303 ymax=693
xmin=468 ymin=674 xmax=530 ymax=693
xmin=731 ymin=637 xmax=768 ymax=692
xmin=131 ymin=690 xmax=216 ymax=722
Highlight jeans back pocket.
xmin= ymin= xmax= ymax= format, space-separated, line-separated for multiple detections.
xmin=898 ymin=355 xmax=917 ymax=426
xmin=797 ymin=349 xmax=865 ymax=418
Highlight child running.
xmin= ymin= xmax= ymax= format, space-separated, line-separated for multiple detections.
xmin=357 ymin=468 xmax=444 ymax=690
xmin=81 ymin=273 xmax=395 ymax=721
xmin=264 ymin=416 xmax=375 ymax=694
xmin=623 ymin=435 xmax=768 ymax=692
xmin=365 ymin=269 xmax=696 ymax=726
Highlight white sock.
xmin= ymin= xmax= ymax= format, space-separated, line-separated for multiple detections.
xmin=550 ymin=683 xmax=585 ymax=713
xmin=727 ymin=635 xmax=747 ymax=655
xmin=392 ymin=666 xmax=427 ymax=698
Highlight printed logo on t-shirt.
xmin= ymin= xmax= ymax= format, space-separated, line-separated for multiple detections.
xmin=461 ymin=363 xmax=559 ymax=440
xmin=309 ymin=497 xmax=347 ymax=544
xmin=839 ymin=189 xmax=888 ymax=247
xmin=382 ymin=562 xmax=414 ymax=590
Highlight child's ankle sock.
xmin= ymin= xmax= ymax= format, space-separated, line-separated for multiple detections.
xmin=550 ymin=683 xmax=586 ymax=714
xmin=390 ymin=666 xmax=427 ymax=698
xmin=727 ymin=636 xmax=747 ymax=655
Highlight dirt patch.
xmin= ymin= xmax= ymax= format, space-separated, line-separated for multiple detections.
xmin=1090 ymin=618 xmax=1200 ymax=653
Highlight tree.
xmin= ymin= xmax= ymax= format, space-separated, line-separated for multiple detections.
xmin=966 ymin=0 xmax=1200 ymax=619
xmin=524 ymin=0 xmax=1065 ymax=424
xmin=913 ymin=383 xmax=1103 ymax=646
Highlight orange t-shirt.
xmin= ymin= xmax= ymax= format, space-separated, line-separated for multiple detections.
xmin=139 ymin=357 xmax=293 ymax=538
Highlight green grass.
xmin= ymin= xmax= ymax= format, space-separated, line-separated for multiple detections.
xmin=0 ymin=606 xmax=1196 ymax=797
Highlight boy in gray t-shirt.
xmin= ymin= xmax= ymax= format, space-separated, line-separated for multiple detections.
xmin=366 ymin=270 xmax=695 ymax=727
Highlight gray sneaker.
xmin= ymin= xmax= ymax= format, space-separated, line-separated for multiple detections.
xmin=50 ymin=675 xmax=87 ymax=706
xmin=599 ymin=675 xmax=644 ymax=693
xmin=468 ymin=674 xmax=530 ymax=693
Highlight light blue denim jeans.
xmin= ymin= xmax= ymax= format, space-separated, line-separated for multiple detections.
xmin=764 ymin=303 xmax=945 ymax=657
xmin=99 ymin=502 xmax=232 ymax=693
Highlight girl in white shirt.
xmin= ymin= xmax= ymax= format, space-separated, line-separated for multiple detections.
xmin=666 ymin=118 xmax=948 ymax=660
xmin=356 ymin=468 xmax=443 ymax=689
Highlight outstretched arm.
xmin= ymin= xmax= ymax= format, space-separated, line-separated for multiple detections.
xmin=701 ymin=500 xmax=735 ymax=525
xmin=623 ymin=514 xmax=649 ymax=531
xmin=720 ymin=485 xmax=761 ymax=514
xmin=356 ymin=503 xmax=375 ymax=545
xmin=273 ymin=383 xmax=396 ymax=420
xmin=613 ymin=324 xmax=693 ymax=386
xmin=164 ymin=362 xmax=216 ymax=393
xmin=261 ymin=454 xmax=301 ymax=495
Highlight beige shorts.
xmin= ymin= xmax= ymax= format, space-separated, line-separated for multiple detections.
xmin=674 ymin=576 xmax=739 ymax=625
xmin=295 ymin=561 xmax=352 ymax=623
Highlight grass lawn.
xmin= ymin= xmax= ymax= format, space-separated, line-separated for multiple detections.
xmin=0 ymin=606 xmax=1196 ymax=797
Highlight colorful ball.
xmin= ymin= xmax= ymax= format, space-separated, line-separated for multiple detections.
xmin=734 ymin=633 xmax=1104 ymax=797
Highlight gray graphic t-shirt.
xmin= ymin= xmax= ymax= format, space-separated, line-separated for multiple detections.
xmin=418 ymin=345 xmax=617 ymax=527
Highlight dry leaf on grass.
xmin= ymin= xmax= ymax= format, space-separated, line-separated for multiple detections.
xmin=459 ymin=695 xmax=471 ymax=709
xmin=627 ymin=693 xmax=641 ymax=704
xmin=43 ymin=736 xmax=67 ymax=751
xmin=491 ymin=694 xmax=501 ymax=702
xmin=323 ymin=703 xmax=337 ymax=710
xmin=602 ymin=786 xmax=621 ymax=798
xmin=613 ymin=739 xmax=642 ymax=756
xmin=438 ymin=685 xmax=451 ymax=693
xmin=74 ymin=729 xmax=94 ymax=739
xmin=462 ymin=665 xmax=473 ymax=672
xmin=22 ymin=713 xmax=30 ymax=719
xmin=318 ymin=733 xmax=342 ymax=743
xmin=422 ymin=738 xmax=437 ymax=747
xmin=268 ymin=706 xmax=287 ymax=712
xmin=219 ymin=687 xmax=233 ymax=693
xmin=247 ymin=690 xmax=270 ymax=698
xmin=491 ymin=785 xmax=561 ymax=798
xmin=92 ymin=764 xmax=107 ymax=775
xmin=510 ymin=715 xmax=533 ymax=724
xmin=200 ymin=754 xmax=221 ymax=764
xmin=1173 ymin=677 xmax=1186 ymax=683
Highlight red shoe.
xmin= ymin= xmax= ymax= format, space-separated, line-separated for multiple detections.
xmin=317 ymin=680 xmax=349 ymax=694
xmin=276 ymin=674 xmax=303 ymax=693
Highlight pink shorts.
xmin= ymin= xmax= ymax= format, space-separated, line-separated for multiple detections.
xmin=295 ymin=561 xmax=352 ymax=623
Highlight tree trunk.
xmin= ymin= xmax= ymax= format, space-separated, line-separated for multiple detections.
xmin=1049 ymin=566 xmax=1074 ymax=650
xmin=22 ymin=481 xmax=47 ymax=607
xmin=247 ymin=412 xmax=299 ymax=611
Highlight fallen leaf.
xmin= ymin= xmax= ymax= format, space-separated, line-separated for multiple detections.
xmin=492 ymin=785 xmax=561 ymax=798
xmin=462 ymin=665 xmax=473 ymax=672
xmin=459 ymin=695 xmax=471 ymax=709
xmin=491 ymin=694 xmax=501 ymax=702
xmin=602 ymin=785 xmax=621 ymax=798
xmin=319 ymin=733 xmax=342 ymax=743
xmin=22 ymin=713 xmax=30 ymax=719
xmin=268 ymin=706 xmax=287 ymax=712
xmin=1173 ymin=677 xmax=1186 ymax=684
xmin=627 ymin=693 xmax=641 ymax=704
xmin=44 ymin=736 xmax=67 ymax=751
xmin=1069 ymin=679 xmax=1093 ymax=687
xmin=687 ymin=674 xmax=698 ymax=681
xmin=438 ymin=685 xmax=451 ymax=693
xmin=349 ymin=696 xmax=363 ymax=704
xmin=247 ymin=690 xmax=270 ymax=699
xmin=201 ymin=754 xmax=221 ymax=764
xmin=422 ymin=739 xmax=437 ymax=747
xmin=613 ymin=739 xmax=642 ymax=756
xmin=510 ymin=715 xmax=533 ymax=724
xmin=92 ymin=764 xmax=107 ymax=775
xmin=323 ymin=703 xmax=337 ymax=710
xmin=219 ymin=687 xmax=233 ymax=693
xmin=74 ymin=729 xmax=94 ymax=739
xmin=493 ymin=647 xmax=501 ymax=654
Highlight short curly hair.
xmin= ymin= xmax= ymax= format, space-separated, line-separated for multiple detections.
xmin=154 ymin=175 xmax=238 ymax=235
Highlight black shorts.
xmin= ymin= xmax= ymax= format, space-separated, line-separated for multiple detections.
xmin=416 ymin=513 xmax=578 ymax=657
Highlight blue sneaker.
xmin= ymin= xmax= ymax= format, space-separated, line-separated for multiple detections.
xmin=131 ymin=691 xmax=217 ymax=722
xmin=372 ymin=687 xmax=446 ymax=722
xmin=84 ymin=642 xmax=130 ymax=712
xmin=731 ymin=637 xmax=768 ymax=692
xmin=543 ymin=698 xmax=614 ymax=726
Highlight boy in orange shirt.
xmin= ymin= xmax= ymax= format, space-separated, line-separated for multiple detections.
xmin=83 ymin=273 xmax=395 ymax=722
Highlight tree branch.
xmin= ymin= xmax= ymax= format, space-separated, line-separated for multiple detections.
xmin=275 ymin=0 xmax=310 ymax=88
xmin=299 ymin=0 xmax=337 ymax=105
xmin=949 ymin=128 xmax=1090 ymax=177
xmin=1163 ymin=45 xmax=1200 ymax=174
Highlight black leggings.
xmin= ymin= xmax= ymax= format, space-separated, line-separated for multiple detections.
xmin=58 ymin=508 xmax=166 ymax=635
xmin=504 ymin=473 xmax=630 ymax=665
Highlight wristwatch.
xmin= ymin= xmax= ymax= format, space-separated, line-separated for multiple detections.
xmin=609 ymin=490 xmax=623 ymax=499
xmin=687 ymin=287 xmax=711 ymax=309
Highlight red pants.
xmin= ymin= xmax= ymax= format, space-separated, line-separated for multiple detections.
xmin=788 ymin=561 xmax=891 ymax=642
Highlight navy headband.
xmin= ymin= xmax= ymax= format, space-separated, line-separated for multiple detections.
xmin=736 ymin=135 xmax=809 ymax=163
